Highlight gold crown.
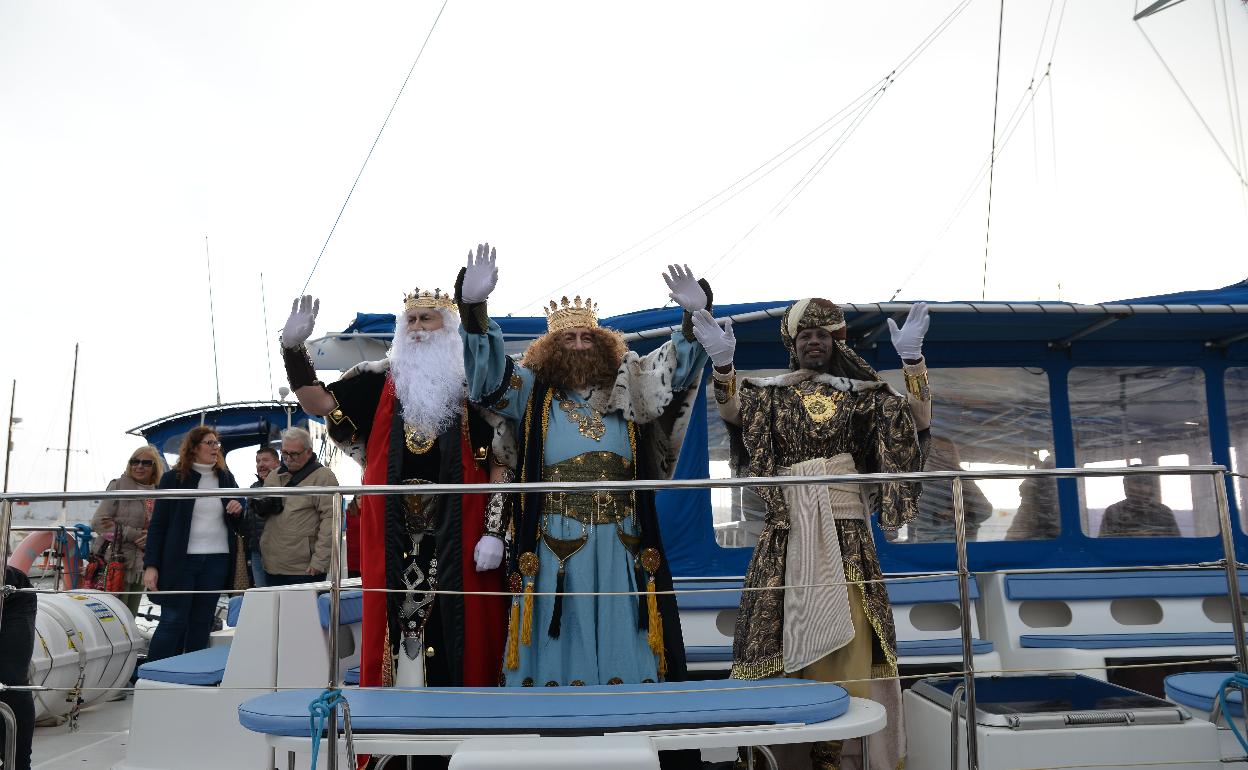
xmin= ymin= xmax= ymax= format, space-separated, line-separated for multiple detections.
xmin=544 ymin=295 xmax=598 ymax=333
xmin=404 ymin=288 xmax=455 ymax=312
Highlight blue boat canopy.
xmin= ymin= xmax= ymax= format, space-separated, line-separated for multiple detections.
xmin=128 ymin=401 xmax=324 ymax=457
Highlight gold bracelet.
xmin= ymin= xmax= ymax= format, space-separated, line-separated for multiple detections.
xmin=713 ymin=374 xmax=736 ymax=404
xmin=904 ymin=369 xmax=930 ymax=402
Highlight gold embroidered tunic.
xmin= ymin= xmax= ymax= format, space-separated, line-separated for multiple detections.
xmin=724 ymin=370 xmax=923 ymax=680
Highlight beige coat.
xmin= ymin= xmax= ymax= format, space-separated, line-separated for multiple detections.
xmin=91 ymin=475 xmax=155 ymax=583
xmin=258 ymin=464 xmax=339 ymax=575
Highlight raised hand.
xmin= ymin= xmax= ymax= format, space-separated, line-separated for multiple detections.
xmin=691 ymin=309 xmax=736 ymax=368
xmin=662 ymin=264 xmax=707 ymax=313
xmin=461 ymin=242 xmax=499 ymax=303
xmin=886 ymin=302 xmax=930 ymax=361
xmin=281 ymin=295 xmax=320 ymax=349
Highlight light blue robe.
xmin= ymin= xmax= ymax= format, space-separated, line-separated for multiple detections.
xmin=463 ymin=321 xmax=706 ymax=686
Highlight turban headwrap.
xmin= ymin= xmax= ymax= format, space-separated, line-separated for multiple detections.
xmin=780 ymin=298 xmax=881 ymax=382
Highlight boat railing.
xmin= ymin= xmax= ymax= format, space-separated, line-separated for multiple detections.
xmin=0 ymin=464 xmax=1242 ymax=770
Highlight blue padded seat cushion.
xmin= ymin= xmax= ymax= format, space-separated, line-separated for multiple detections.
xmin=238 ymin=678 xmax=849 ymax=736
xmin=1165 ymin=672 xmax=1243 ymax=717
xmin=138 ymin=643 xmax=232 ymax=686
xmin=1005 ymin=570 xmax=1248 ymax=601
xmin=316 ymin=591 xmax=365 ymax=628
xmin=227 ymin=595 xmax=244 ymax=627
xmin=896 ymin=638 xmax=994 ymax=656
xmin=686 ymin=645 xmax=732 ymax=663
xmin=1020 ymin=632 xmax=1236 ymax=649
xmin=345 ymin=666 xmax=360 ymax=686
xmin=886 ymin=575 xmax=980 ymax=605
xmin=673 ymin=581 xmax=742 ymax=610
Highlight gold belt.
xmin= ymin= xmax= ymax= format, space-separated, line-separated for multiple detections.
xmin=399 ymin=479 xmax=437 ymax=534
xmin=542 ymin=452 xmax=635 ymax=526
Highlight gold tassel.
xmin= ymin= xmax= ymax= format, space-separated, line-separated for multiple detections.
xmin=646 ymin=576 xmax=666 ymax=676
xmin=521 ymin=579 xmax=535 ymax=646
xmin=505 ymin=597 xmax=520 ymax=670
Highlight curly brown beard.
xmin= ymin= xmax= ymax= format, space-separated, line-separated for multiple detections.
xmin=521 ymin=327 xmax=625 ymax=391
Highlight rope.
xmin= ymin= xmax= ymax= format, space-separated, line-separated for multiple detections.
xmin=980 ymin=0 xmax=1006 ymax=301
xmin=298 ymin=0 xmax=451 ymax=296
xmin=308 ymin=688 xmax=355 ymax=768
xmin=1218 ymin=672 xmax=1248 ymax=754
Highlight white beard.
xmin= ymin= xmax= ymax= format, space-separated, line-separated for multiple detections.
xmin=388 ymin=312 xmax=466 ymax=437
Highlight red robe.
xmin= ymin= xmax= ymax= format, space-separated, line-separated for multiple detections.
xmin=358 ymin=378 xmax=506 ymax=689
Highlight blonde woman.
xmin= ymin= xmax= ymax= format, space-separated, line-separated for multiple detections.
xmin=91 ymin=446 xmax=163 ymax=616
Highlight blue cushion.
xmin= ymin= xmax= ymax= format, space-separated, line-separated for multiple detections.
xmin=238 ymin=678 xmax=849 ymax=737
xmin=1020 ymin=632 xmax=1237 ymax=649
xmin=686 ymin=645 xmax=733 ymax=663
xmin=1005 ymin=570 xmax=1248 ymax=601
xmin=673 ymin=581 xmax=742 ymax=610
xmin=886 ymin=575 xmax=980 ymax=605
xmin=344 ymin=666 xmax=360 ymax=686
xmin=896 ymin=638 xmax=994 ymax=657
xmin=226 ymin=596 xmax=244 ymax=627
xmin=138 ymin=643 xmax=232 ymax=686
xmin=316 ymin=591 xmax=365 ymax=628
xmin=1165 ymin=672 xmax=1243 ymax=717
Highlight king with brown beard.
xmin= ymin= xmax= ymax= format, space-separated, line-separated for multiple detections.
xmin=456 ymin=244 xmax=712 ymax=693
xmin=278 ymin=288 xmax=507 ymax=695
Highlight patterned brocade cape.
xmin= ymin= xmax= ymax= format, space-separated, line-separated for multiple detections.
xmin=729 ymin=371 xmax=924 ymax=680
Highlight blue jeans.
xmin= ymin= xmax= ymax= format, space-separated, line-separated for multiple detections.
xmin=249 ymin=552 xmax=268 ymax=588
xmin=147 ymin=553 xmax=230 ymax=663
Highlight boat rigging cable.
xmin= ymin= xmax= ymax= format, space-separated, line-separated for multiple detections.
xmin=1133 ymin=0 xmax=1248 ymax=190
xmin=980 ymin=0 xmax=1007 ymax=301
xmin=705 ymin=0 xmax=986 ymax=283
xmin=298 ymin=0 xmax=451 ymax=296
xmin=890 ymin=0 xmax=1069 ymax=302
xmin=518 ymin=0 xmax=974 ymax=311
xmin=1212 ymin=0 xmax=1248 ymax=213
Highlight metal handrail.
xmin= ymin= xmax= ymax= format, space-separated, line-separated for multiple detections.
xmin=0 ymin=465 xmax=1241 ymax=770
xmin=0 ymin=463 xmax=1224 ymax=504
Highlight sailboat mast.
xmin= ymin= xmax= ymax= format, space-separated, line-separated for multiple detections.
xmin=60 ymin=343 xmax=78 ymax=523
xmin=3 ymin=380 xmax=15 ymax=493
xmin=205 ymin=235 xmax=222 ymax=405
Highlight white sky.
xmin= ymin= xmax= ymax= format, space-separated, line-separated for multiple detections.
xmin=1 ymin=0 xmax=1246 ymax=493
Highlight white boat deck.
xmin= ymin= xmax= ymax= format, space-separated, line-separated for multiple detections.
xmin=31 ymin=698 xmax=131 ymax=770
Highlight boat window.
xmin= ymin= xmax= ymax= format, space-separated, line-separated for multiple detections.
xmin=879 ymin=367 xmax=1057 ymax=543
xmin=1069 ymin=366 xmax=1215 ymax=538
xmin=708 ymin=369 xmax=786 ymax=549
xmin=1227 ymin=368 xmax=1248 ymax=532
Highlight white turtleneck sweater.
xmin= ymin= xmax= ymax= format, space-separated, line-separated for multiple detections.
xmin=186 ymin=462 xmax=229 ymax=554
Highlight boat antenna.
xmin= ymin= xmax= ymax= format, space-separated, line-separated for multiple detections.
xmin=61 ymin=343 xmax=79 ymax=523
xmin=205 ymin=235 xmax=222 ymax=405
xmin=4 ymin=380 xmax=17 ymax=494
xmin=298 ymin=0 xmax=451 ymax=296
xmin=261 ymin=272 xmax=275 ymax=399
xmin=981 ymin=0 xmax=1006 ymax=301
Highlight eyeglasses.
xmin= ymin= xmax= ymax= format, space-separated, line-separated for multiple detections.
xmin=199 ymin=439 xmax=221 ymax=447
xmin=128 ymin=458 xmax=154 ymax=467
xmin=280 ymin=448 xmax=307 ymax=459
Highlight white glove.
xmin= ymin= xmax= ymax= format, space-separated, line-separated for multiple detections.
xmin=461 ymin=243 xmax=498 ymax=304
xmin=281 ymin=295 xmax=320 ymax=349
xmin=473 ymin=535 xmax=504 ymax=572
xmin=662 ymin=264 xmax=707 ymax=313
xmin=691 ymin=309 xmax=735 ymax=368
xmin=887 ymin=302 xmax=929 ymax=361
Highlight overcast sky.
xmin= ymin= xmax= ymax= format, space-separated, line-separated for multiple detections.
xmin=1 ymin=0 xmax=1245 ymax=494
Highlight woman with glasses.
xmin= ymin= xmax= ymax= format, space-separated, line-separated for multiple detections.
xmin=142 ymin=426 xmax=244 ymax=663
xmin=91 ymin=446 xmax=164 ymax=616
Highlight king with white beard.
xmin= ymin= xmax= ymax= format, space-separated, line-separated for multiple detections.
xmin=279 ymin=288 xmax=508 ymax=692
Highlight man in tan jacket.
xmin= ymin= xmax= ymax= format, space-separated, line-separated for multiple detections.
xmin=257 ymin=427 xmax=339 ymax=585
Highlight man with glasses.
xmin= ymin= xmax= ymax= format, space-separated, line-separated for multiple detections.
xmin=256 ymin=427 xmax=339 ymax=586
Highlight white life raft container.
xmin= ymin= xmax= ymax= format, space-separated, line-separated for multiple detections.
xmin=28 ymin=591 xmax=140 ymax=722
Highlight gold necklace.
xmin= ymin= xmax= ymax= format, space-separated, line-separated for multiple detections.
xmin=797 ymin=382 xmax=843 ymax=424
xmin=555 ymin=391 xmax=605 ymax=441
xmin=404 ymin=424 xmax=435 ymax=454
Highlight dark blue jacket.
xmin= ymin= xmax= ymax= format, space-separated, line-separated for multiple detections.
xmin=143 ymin=466 xmax=244 ymax=602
